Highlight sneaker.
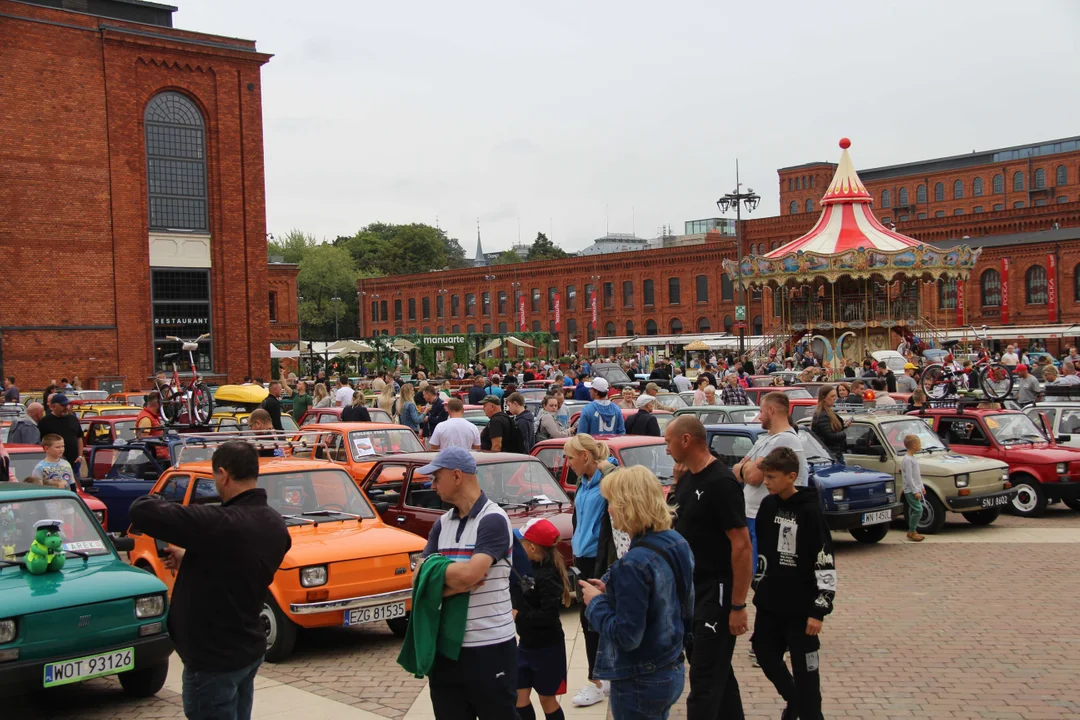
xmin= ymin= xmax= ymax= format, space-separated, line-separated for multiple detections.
xmin=572 ymin=683 xmax=606 ymax=707
xmin=748 ymin=648 xmax=760 ymax=668
xmin=906 ymin=531 xmax=925 ymax=542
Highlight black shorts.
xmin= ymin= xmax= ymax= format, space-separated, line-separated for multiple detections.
xmin=429 ymin=639 xmax=518 ymax=720
xmin=517 ymin=643 xmax=567 ymax=696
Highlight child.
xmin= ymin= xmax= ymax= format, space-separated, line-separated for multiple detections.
xmin=901 ymin=435 xmax=926 ymax=542
xmin=752 ymin=447 xmax=836 ymax=720
xmin=33 ymin=434 xmax=77 ymax=492
xmin=512 ymin=518 xmax=571 ymax=720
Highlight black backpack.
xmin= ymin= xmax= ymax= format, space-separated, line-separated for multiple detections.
xmin=500 ymin=413 xmax=526 ymax=453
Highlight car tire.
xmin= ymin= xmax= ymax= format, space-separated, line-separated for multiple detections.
xmin=962 ymin=508 xmax=1000 ymax=525
xmin=261 ymin=596 xmax=298 ymax=663
xmin=917 ymin=491 xmax=947 ymax=535
xmin=849 ymin=524 xmax=889 ymax=543
xmin=387 ymin=614 xmax=410 ymax=638
xmin=1008 ymin=475 xmax=1047 ymax=517
xmin=118 ymin=660 xmax=169 ymax=697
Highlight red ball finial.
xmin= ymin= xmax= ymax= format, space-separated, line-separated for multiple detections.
xmin=839 ymin=137 xmax=851 ymax=149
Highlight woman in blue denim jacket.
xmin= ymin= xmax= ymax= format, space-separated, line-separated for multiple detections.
xmin=580 ymin=466 xmax=695 ymax=720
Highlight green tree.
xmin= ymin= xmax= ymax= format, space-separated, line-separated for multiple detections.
xmin=526 ymin=232 xmax=569 ymax=261
xmin=268 ymin=229 xmax=315 ymax=264
xmin=493 ymin=249 xmax=522 ymax=265
xmin=297 ymin=244 xmax=359 ymax=339
xmin=336 ymin=222 xmax=465 ymax=276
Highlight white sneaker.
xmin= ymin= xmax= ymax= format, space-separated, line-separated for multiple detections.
xmin=572 ymin=683 xmax=606 ymax=707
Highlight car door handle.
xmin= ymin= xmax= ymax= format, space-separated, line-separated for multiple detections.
xmin=84 ymin=486 xmax=100 ymax=494
xmin=396 ymin=516 xmax=407 ymax=523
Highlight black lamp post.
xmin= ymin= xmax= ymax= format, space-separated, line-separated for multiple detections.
xmin=331 ymin=296 xmax=342 ymax=340
xmin=716 ymin=162 xmax=761 ymax=354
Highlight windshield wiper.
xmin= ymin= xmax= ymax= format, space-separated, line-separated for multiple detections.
xmin=281 ymin=514 xmax=317 ymax=525
xmin=0 ymin=559 xmax=21 ymax=571
xmin=63 ymin=549 xmax=90 ymax=559
xmin=496 ymin=500 xmax=528 ymax=509
xmin=524 ymin=496 xmax=562 ymax=508
xmin=302 ymin=510 xmax=363 ymax=519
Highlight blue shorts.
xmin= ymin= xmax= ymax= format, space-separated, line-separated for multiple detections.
xmin=517 ymin=643 xmax=567 ymax=696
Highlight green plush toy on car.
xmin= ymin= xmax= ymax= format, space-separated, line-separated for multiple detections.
xmin=24 ymin=520 xmax=66 ymax=575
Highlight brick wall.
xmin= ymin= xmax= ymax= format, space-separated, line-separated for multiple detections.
xmin=268 ymin=264 xmax=300 ymax=344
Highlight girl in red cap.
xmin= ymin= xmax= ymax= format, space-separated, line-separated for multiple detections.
xmin=513 ymin=517 xmax=572 ymax=720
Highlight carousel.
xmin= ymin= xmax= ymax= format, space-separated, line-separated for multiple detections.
xmin=724 ymin=138 xmax=983 ymax=366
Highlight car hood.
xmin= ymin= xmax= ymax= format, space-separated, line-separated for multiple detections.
xmin=505 ymin=505 xmax=573 ymax=541
xmin=987 ymin=444 xmax=1080 ymax=462
xmin=918 ymin=452 xmax=1008 ymax=476
xmin=0 ymin=556 xmax=166 ymax=615
xmin=809 ymin=462 xmax=894 ymax=488
xmin=281 ymin=520 xmax=425 ymax=569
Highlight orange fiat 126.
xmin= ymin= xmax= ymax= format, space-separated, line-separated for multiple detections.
xmin=126 ymin=442 xmax=426 ymax=663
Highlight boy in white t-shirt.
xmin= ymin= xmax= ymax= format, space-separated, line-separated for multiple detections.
xmin=33 ymin=434 xmax=77 ymax=491
xmin=901 ymin=435 xmax=925 ymax=542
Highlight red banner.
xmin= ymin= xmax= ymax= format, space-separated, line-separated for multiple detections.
xmin=554 ymin=294 xmax=562 ymax=331
xmin=955 ymin=278 xmax=964 ymax=327
xmin=590 ymin=291 xmax=597 ymax=328
xmin=1048 ymin=253 xmax=1058 ymax=323
xmin=1000 ymin=257 xmax=1010 ymax=324
xmin=518 ymin=296 xmax=526 ymax=331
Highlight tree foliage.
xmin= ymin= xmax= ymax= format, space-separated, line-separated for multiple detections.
xmin=526 ymin=232 xmax=569 ymax=261
xmin=493 ymin=249 xmax=523 ymax=265
xmin=268 ymin=229 xmax=315 ymax=264
xmin=335 ymin=222 xmax=467 ymax=276
xmin=296 ymin=244 xmax=359 ymax=333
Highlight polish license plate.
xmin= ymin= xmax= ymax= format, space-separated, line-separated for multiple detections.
xmin=861 ymin=509 xmax=892 ymax=526
xmin=980 ymin=494 xmax=1010 ymax=509
xmin=344 ymin=601 xmax=406 ymax=626
xmin=43 ymin=647 xmax=134 ymax=687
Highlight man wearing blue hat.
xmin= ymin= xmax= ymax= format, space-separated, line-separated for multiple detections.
xmin=417 ymin=446 xmax=518 ymax=718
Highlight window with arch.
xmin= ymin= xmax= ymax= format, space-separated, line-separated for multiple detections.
xmin=993 ymin=174 xmax=1004 ymax=193
xmin=898 ymin=187 xmax=908 ymax=205
xmin=1034 ymin=168 xmax=1046 ymax=190
xmin=773 ymin=287 xmax=782 ymax=317
xmin=482 ymin=323 xmax=492 ymax=334
xmin=605 ymin=321 xmax=616 ymax=337
xmin=972 ymin=177 xmax=983 ymax=196
xmin=625 ymin=320 xmax=634 ymax=336
xmin=467 ymin=324 xmax=476 ymax=334
xmin=670 ymin=318 xmax=683 ymax=334
xmin=695 ymin=275 xmax=709 ymax=303
xmin=1026 ymin=265 xmax=1048 ymax=305
xmin=697 ymin=317 xmax=711 ymax=333
xmin=568 ymin=318 xmax=577 ymax=337
xmin=881 ymin=190 xmax=891 ymax=208
xmin=721 ymin=274 xmax=733 ymax=301
xmin=809 ymin=176 xmax=815 ymax=188
xmin=1057 ymin=165 xmax=1068 ymax=186
xmin=805 ymin=199 xmax=814 ymax=213
xmin=938 ymin=278 xmax=957 ymax=310
xmin=980 ymin=269 xmax=1001 ymax=307
xmin=953 ymin=180 xmax=964 ymax=199
xmin=1075 ymin=264 xmax=1080 ymax=301
xmin=643 ymin=279 xmax=655 ymax=306
xmin=788 ymin=178 xmax=793 ymax=192
xmin=797 ymin=177 xmax=802 ymax=190
xmin=497 ymin=321 xmax=507 ymax=333
xmin=548 ymin=287 xmax=556 ymax=311
xmin=1013 ymin=171 xmax=1024 ymax=191
xmin=789 ymin=201 xmax=798 ymax=214
xmin=668 ymin=277 xmax=681 ymax=304
xmin=916 ymin=184 xmax=927 ymax=203
xmin=145 ymin=92 xmax=208 ymax=231
xmin=934 ymin=182 xmax=944 ymax=202
xmin=753 ymin=315 xmax=763 ymax=335
xmin=622 ymin=280 xmax=634 ymax=307
xmin=645 ymin=319 xmax=658 ymax=335
xmin=723 ymin=315 xmax=733 ymax=333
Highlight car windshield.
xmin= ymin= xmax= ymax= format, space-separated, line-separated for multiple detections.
xmin=470 ymin=461 xmax=570 ymax=508
xmin=654 ymin=394 xmax=688 ymax=409
xmin=8 ymin=451 xmax=45 ymax=480
xmin=100 ymin=408 xmax=137 ymax=416
xmin=349 ymin=429 xmax=423 ymax=459
xmin=729 ymin=409 xmax=760 ymax=423
xmin=782 ymin=388 xmax=813 ymax=399
xmin=595 ymin=366 xmax=632 ymax=384
xmin=985 ymin=413 xmax=1047 ymax=445
xmin=797 ymin=428 xmax=836 ymax=464
xmin=259 ymin=469 xmax=377 ymax=523
xmin=618 ymin=444 xmax=676 ymax=484
xmin=76 ymin=391 xmax=110 ymax=401
xmin=114 ymin=420 xmax=137 ymax=441
xmin=881 ymin=419 xmax=948 ymax=455
xmin=0 ymin=496 xmax=113 ymax=561
xmin=368 ymin=409 xmax=392 ymax=423
xmin=281 ymin=415 xmax=299 ymax=432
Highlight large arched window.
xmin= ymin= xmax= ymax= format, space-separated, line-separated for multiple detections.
xmin=980 ymin=269 xmax=1001 ymax=307
xmin=953 ymin=180 xmax=964 ymax=199
xmin=721 ymin=274 xmax=733 ymax=301
xmin=881 ymin=190 xmax=891 ymax=208
xmin=668 ymin=277 xmax=681 ymax=305
xmin=670 ymin=318 xmax=683 ymax=334
xmin=695 ymin=274 xmax=709 ymax=303
xmin=145 ymin=92 xmax=208 ymax=232
xmin=773 ymin=287 xmax=783 ymax=316
xmin=898 ymin=187 xmax=909 ymax=205
xmin=1057 ymin=165 xmax=1068 ymax=186
xmin=605 ymin=321 xmax=616 ymax=337
xmin=805 ymin=199 xmax=813 ymax=213
xmin=972 ymin=177 xmax=983 ymax=196
xmin=723 ymin=315 xmax=734 ymax=333
xmin=625 ymin=320 xmax=634 ymax=336
xmin=1026 ymin=265 xmax=1048 ymax=305
xmin=993 ymin=173 xmax=1004 ymax=193
xmin=916 ymin=184 xmax=927 ymax=203
xmin=752 ymin=315 xmax=763 ymax=336
xmin=1034 ymin=168 xmax=1046 ymax=190
xmin=645 ymin=319 xmax=658 ymax=335
xmin=789 ymin=201 xmax=798 ymax=214
xmin=697 ymin=317 xmax=711 ymax=332
xmin=1013 ymin=171 xmax=1025 ymax=191
xmin=934 ymin=182 xmax=945 ymax=202
xmin=938 ymin=278 xmax=957 ymax=310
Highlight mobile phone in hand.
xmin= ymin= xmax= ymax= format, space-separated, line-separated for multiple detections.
xmin=568 ymin=566 xmax=584 ymax=604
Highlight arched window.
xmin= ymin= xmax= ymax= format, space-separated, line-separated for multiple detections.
xmin=1026 ymin=265 xmax=1048 ymax=305
xmin=498 ymin=322 xmax=508 ymax=333
xmin=670 ymin=318 xmax=683 ymax=334
xmin=467 ymin=324 xmax=476 ymax=334
xmin=1013 ymin=171 xmax=1024 ymax=191
xmin=752 ymin=315 xmax=763 ymax=336
xmin=1075 ymin=265 xmax=1080 ymax=302
xmin=916 ymin=184 xmax=927 ymax=203
xmin=797 ymin=177 xmax=803 ymax=190
xmin=645 ymin=319 xmax=658 ymax=335
xmin=695 ymin=274 xmax=709 ymax=303
xmin=721 ymin=274 xmax=733 ymax=302
xmin=881 ymin=190 xmax=891 ymax=208
xmin=980 ymin=269 xmax=1001 ymax=307
xmin=145 ymin=92 xmax=208 ymax=232
xmin=773 ymin=287 xmax=783 ymax=317
xmin=898 ymin=187 xmax=909 ymax=205
xmin=1057 ymin=165 xmax=1068 ymax=186
xmin=934 ymin=182 xmax=944 ymax=202
xmin=972 ymin=177 xmax=983 ymax=196
xmin=805 ymin=199 xmax=813 ymax=213
xmin=953 ymin=180 xmax=964 ymax=199
xmin=809 ymin=176 xmax=815 ymax=188
xmin=643 ymin=279 xmax=654 ymax=306
xmin=668 ymin=277 xmax=681 ymax=304
xmin=625 ymin=320 xmax=634 ymax=336
xmin=789 ymin=201 xmax=798 ymax=214
xmin=1034 ymin=168 xmax=1046 ymax=190
xmin=938 ymin=278 xmax=957 ymax=310
xmin=697 ymin=317 xmax=711 ymax=332
xmin=605 ymin=321 xmax=616 ymax=337
xmin=723 ymin=315 xmax=734 ymax=333
xmin=993 ymin=173 xmax=1004 ymax=193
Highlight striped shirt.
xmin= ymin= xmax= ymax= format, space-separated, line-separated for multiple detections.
xmin=423 ymin=493 xmax=515 ymax=647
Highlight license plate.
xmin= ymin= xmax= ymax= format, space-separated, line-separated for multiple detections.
xmin=344 ymin=601 xmax=406 ymax=626
xmin=43 ymin=647 xmax=134 ymax=687
xmin=861 ymin=509 xmax=892 ymax=526
xmin=980 ymin=494 xmax=1010 ymax=508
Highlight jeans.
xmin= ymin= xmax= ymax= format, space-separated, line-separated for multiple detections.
xmin=181 ymin=657 xmax=262 ymax=720
xmin=905 ymin=492 xmax=924 ymax=533
xmin=751 ymin=610 xmax=822 ymax=720
xmin=746 ymin=518 xmax=758 ymax=575
xmin=609 ymin=663 xmax=684 ymax=720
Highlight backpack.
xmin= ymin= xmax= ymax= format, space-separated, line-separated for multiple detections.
xmin=500 ymin=413 xmax=526 ymax=453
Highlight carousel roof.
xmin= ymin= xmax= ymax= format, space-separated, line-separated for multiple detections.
xmin=764 ymin=138 xmax=924 ymax=258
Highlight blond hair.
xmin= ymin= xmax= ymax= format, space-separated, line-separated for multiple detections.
xmin=378 ymin=385 xmax=396 ymax=415
xmin=600 ymin=466 xmax=675 ymax=536
xmin=563 ymin=433 xmax=612 ymax=473
xmin=400 ymin=383 xmax=415 ymax=404
xmin=313 ymin=384 xmax=329 ymax=403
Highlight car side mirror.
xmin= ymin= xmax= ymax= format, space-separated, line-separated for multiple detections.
xmin=110 ymin=534 xmax=135 ymax=552
xmin=879 ymin=450 xmax=888 ymax=463
xmin=79 ymin=477 xmax=94 ymax=489
xmin=1058 ymin=434 xmax=1072 ymax=444
xmin=141 ymin=470 xmax=158 ymax=481
xmin=374 ymin=501 xmax=390 ymax=515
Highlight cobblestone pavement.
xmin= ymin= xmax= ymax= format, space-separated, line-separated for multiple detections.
xmin=9 ymin=506 xmax=1080 ymax=719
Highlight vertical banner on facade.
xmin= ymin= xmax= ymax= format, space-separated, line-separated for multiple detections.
xmin=955 ymin=278 xmax=964 ymax=327
xmin=554 ymin=294 xmax=562 ymax=331
xmin=590 ymin=291 xmax=597 ymax=328
xmin=1000 ymin=257 xmax=1010 ymax=324
xmin=518 ymin=296 xmax=526 ymax=331
xmin=1048 ymin=253 xmax=1058 ymax=323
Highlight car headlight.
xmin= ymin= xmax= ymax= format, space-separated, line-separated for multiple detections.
xmin=300 ymin=565 xmax=328 ymax=588
xmin=409 ymin=552 xmax=423 ymax=572
xmin=134 ymin=595 xmax=165 ymax=619
xmin=885 ymin=481 xmax=895 ymax=495
xmin=955 ymin=474 xmax=969 ymax=488
xmin=0 ymin=619 xmax=15 ymax=644
xmin=1057 ymin=463 xmax=1068 ymax=474
xmin=831 ymin=488 xmax=845 ymax=502
xmin=1001 ymin=472 xmax=1009 ymax=482
xmin=93 ymin=510 xmax=105 ymax=526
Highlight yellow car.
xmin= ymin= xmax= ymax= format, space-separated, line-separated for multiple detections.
xmin=71 ymin=404 xmax=144 ymax=419
xmin=211 ymin=385 xmax=297 ymax=431
xmin=210 ymin=411 xmax=299 ymax=433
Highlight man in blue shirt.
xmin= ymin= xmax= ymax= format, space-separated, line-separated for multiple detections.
xmin=577 ymin=378 xmax=625 ymax=436
xmin=573 ymin=375 xmax=591 ymax=401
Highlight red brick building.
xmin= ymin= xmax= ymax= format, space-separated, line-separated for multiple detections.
xmin=0 ymin=0 xmax=287 ymax=390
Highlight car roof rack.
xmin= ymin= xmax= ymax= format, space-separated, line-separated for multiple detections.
xmin=169 ymin=430 xmax=329 ymax=468
xmin=1043 ymin=385 xmax=1080 ymax=400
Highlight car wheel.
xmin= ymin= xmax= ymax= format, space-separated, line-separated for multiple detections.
xmin=917 ymin=491 xmax=947 ymax=535
xmin=1062 ymin=497 xmax=1080 ymax=512
xmin=387 ymin=613 xmax=410 ymax=638
xmin=118 ymin=661 xmax=169 ymax=697
xmin=962 ymin=508 xmax=1000 ymax=525
xmin=261 ymin=596 xmax=298 ymax=663
xmin=849 ymin=524 xmax=889 ymax=543
xmin=1008 ymin=475 xmax=1047 ymax=517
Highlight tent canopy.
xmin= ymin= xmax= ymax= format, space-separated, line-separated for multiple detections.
xmin=270 ymin=344 xmax=300 ymax=359
xmin=326 ymin=339 xmax=375 ymax=355
xmin=479 ymin=338 xmax=502 ymax=354
xmin=506 ymin=336 xmax=535 ymax=349
xmin=585 ymin=337 xmax=634 ymax=349
xmin=391 ymin=338 xmax=419 ymax=352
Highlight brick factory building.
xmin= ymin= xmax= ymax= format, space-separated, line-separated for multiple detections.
xmin=0 ymin=0 xmax=295 ymax=390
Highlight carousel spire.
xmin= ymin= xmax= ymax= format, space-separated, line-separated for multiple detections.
xmin=820 ymin=137 xmax=872 ymax=205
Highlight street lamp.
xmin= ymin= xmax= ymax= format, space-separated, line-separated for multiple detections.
xmin=331 ymin=296 xmax=342 ymax=340
xmin=298 ymin=295 xmax=304 ymax=376
xmin=717 ymin=162 xmax=761 ymax=354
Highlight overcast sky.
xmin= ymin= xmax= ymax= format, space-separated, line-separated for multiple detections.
xmin=176 ymin=0 xmax=1080 ymax=255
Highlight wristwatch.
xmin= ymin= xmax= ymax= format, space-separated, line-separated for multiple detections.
xmin=731 ymin=603 xmax=747 ymax=611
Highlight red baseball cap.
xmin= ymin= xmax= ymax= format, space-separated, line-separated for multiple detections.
xmin=1017 ymin=364 xmax=1029 ymax=372
xmin=514 ymin=518 xmax=560 ymax=547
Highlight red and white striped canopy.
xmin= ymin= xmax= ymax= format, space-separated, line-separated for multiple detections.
xmin=765 ymin=138 xmax=925 ymax=258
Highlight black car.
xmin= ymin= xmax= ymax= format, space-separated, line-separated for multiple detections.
xmin=591 ymin=363 xmax=672 ymax=392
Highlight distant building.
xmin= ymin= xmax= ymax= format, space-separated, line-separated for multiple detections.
xmin=685 ymin=218 xmax=737 ymax=236
xmin=578 ymin=233 xmax=650 ymax=256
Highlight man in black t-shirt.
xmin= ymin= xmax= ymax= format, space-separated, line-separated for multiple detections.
xmin=260 ymin=381 xmax=285 ymax=431
xmin=479 ymin=395 xmax=515 ymax=452
xmin=37 ymin=394 xmax=84 ymax=478
xmin=665 ymin=415 xmax=752 ymax=720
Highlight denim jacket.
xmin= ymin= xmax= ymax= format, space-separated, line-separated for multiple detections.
xmin=584 ymin=529 xmax=694 ymax=680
